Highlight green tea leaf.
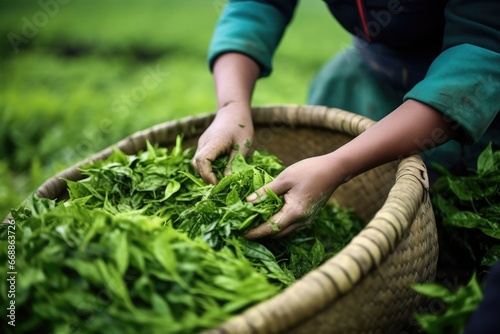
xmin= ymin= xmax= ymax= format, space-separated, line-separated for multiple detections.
xmin=225 ymin=188 xmax=240 ymax=207
xmin=152 ymin=231 xmax=178 ymax=282
xmin=413 ymin=274 xmax=483 ymax=334
xmin=477 ymin=142 xmax=494 ymax=176
xmin=115 ymin=231 xmax=129 ymax=275
xmin=96 ymin=259 xmax=135 ymax=311
xmin=411 ymin=283 xmax=453 ymax=300
xmin=240 ymin=239 xmax=276 ymax=262
xmin=481 ymin=245 xmax=500 ymax=266
xmin=446 ymin=211 xmax=488 ymax=229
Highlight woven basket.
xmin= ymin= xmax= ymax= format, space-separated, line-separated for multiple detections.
xmin=4 ymin=105 xmax=438 ymax=333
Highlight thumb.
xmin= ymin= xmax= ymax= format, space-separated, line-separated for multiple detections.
xmin=246 ymin=178 xmax=285 ymax=203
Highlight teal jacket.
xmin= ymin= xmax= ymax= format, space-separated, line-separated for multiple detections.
xmin=208 ymin=0 xmax=500 ymax=144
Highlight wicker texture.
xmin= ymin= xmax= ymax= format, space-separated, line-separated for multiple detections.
xmin=3 ymin=105 xmax=438 ymax=333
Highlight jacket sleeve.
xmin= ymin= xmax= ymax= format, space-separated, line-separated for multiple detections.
xmin=403 ymin=0 xmax=500 ymax=144
xmin=207 ymin=0 xmax=299 ymax=77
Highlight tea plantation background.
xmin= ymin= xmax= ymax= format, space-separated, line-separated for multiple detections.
xmin=0 ymin=0 xmax=350 ymax=218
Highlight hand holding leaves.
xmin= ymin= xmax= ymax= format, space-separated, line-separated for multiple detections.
xmin=192 ymin=102 xmax=254 ymax=185
xmin=244 ymin=155 xmax=345 ymax=239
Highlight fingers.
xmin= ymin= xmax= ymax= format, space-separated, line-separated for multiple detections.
xmin=244 ymin=178 xmax=319 ymax=239
xmin=243 ymin=205 xmax=313 ymax=240
xmin=245 ymin=181 xmax=286 ymax=239
xmin=246 ymin=177 xmax=288 ymax=203
xmin=272 ymin=220 xmax=310 ymax=238
xmin=245 ymin=186 xmax=268 ymax=203
xmin=192 ymin=145 xmax=219 ymax=185
xmin=243 ymin=207 xmax=287 ymax=240
xmin=192 ymin=137 xmax=254 ymax=184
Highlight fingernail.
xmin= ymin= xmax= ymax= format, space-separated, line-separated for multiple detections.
xmin=246 ymin=193 xmax=257 ymax=202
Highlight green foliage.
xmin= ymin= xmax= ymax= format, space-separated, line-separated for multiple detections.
xmin=262 ymin=202 xmax=363 ymax=280
xmin=178 ymin=151 xmax=285 ymax=249
xmin=1 ymin=138 xmax=362 ymax=333
xmin=431 ymin=143 xmax=500 ymax=267
xmin=413 ymin=143 xmax=500 ymax=333
xmin=0 ymin=161 xmax=24 ymax=218
xmin=412 ymin=274 xmax=483 ymax=334
xmin=3 ymin=200 xmax=279 ymax=334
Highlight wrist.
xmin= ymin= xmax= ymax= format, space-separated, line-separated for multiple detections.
xmin=213 ymin=53 xmax=260 ymax=110
xmin=320 ymin=153 xmax=353 ymax=187
xmin=217 ymin=100 xmax=250 ymax=110
xmin=213 ymin=102 xmax=253 ymax=129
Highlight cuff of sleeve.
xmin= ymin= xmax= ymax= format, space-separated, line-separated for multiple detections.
xmin=207 ymin=2 xmax=290 ymax=78
xmin=404 ymin=44 xmax=500 ymax=144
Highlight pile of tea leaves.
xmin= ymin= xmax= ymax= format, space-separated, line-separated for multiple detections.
xmin=0 ymin=136 xmax=363 ymax=334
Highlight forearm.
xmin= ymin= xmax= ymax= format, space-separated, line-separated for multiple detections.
xmin=213 ymin=52 xmax=261 ymax=109
xmin=328 ymin=99 xmax=460 ymax=182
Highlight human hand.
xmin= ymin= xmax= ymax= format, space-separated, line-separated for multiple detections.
xmin=244 ymin=154 xmax=347 ymax=239
xmin=192 ymin=102 xmax=254 ymax=185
